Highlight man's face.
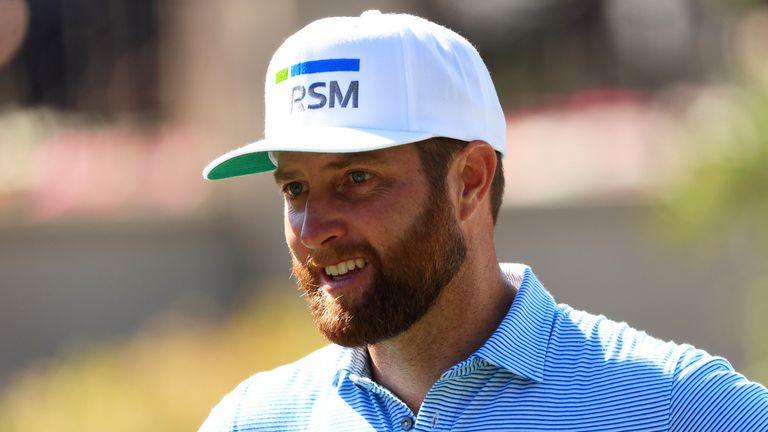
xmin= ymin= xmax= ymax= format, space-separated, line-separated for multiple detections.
xmin=274 ymin=144 xmax=467 ymax=347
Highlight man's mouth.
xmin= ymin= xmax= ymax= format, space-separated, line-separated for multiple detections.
xmin=324 ymin=258 xmax=368 ymax=279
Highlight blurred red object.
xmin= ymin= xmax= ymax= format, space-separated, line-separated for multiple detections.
xmin=29 ymin=125 xmax=209 ymax=220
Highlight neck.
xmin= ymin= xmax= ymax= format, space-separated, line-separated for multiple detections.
xmin=367 ymin=257 xmax=516 ymax=414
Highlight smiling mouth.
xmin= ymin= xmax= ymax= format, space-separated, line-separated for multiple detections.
xmin=324 ymin=258 xmax=368 ymax=279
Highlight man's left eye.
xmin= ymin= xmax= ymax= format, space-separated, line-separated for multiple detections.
xmin=349 ymin=171 xmax=371 ymax=183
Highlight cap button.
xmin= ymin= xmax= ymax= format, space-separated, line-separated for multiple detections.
xmin=360 ymin=10 xmax=381 ymax=18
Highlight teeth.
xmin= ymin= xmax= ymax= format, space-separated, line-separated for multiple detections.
xmin=324 ymin=258 xmax=367 ymax=278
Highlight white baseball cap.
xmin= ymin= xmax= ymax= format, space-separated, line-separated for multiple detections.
xmin=203 ymin=10 xmax=506 ymax=180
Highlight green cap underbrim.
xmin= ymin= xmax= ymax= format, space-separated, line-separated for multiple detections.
xmin=205 ymin=152 xmax=276 ymax=180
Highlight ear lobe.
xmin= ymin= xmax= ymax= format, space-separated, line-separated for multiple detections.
xmin=456 ymin=141 xmax=497 ymax=222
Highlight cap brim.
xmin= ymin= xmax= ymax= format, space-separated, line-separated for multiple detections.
xmin=203 ymin=127 xmax=434 ymax=180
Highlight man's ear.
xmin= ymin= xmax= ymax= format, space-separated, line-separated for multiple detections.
xmin=452 ymin=141 xmax=497 ymax=222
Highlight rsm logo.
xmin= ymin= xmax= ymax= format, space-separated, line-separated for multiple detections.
xmin=275 ymin=58 xmax=361 ymax=113
xmin=291 ymin=81 xmax=358 ymax=111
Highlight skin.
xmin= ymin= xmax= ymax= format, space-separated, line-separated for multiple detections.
xmin=273 ymin=141 xmax=517 ymax=414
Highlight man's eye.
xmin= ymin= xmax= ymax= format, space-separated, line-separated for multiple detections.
xmin=285 ymin=182 xmax=305 ymax=197
xmin=349 ymin=171 xmax=371 ymax=184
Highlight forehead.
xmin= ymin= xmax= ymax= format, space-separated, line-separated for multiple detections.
xmin=272 ymin=144 xmax=421 ymax=180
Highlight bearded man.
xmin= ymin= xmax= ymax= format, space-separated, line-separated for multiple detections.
xmin=199 ymin=11 xmax=768 ymax=431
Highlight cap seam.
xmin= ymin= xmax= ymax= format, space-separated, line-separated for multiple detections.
xmin=397 ymin=21 xmax=414 ymax=132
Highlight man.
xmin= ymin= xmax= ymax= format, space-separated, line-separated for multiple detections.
xmin=200 ymin=11 xmax=768 ymax=431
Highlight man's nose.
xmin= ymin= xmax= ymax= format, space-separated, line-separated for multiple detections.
xmin=299 ymin=194 xmax=346 ymax=250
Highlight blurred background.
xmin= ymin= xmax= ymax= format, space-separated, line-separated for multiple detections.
xmin=0 ymin=0 xmax=767 ymax=429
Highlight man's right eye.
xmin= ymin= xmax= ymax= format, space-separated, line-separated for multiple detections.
xmin=284 ymin=182 xmax=305 ymax=197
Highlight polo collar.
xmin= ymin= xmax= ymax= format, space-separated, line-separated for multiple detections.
xmin=336 ymin=345 xmax=370 ymax=383
xmin=472 ymin=264 xmax=556 ymax=383
xmin=335 ymin=264 xmax=557 ymax=384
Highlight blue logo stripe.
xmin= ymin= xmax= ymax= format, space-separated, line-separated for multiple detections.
xmin=289 ymin=58 xmax=360 ymax=78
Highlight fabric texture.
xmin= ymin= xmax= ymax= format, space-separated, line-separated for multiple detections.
xmin=199 ymin=264 xmax=768 ymax=431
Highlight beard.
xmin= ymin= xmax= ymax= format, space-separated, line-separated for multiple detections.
xmin=290 ymin=186 xmax=467 ymax=347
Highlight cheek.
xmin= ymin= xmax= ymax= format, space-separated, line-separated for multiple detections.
xmin=356 ymin=190 xmax=424 ymax=241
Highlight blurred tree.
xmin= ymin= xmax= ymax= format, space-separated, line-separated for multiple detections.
xmin=661 ymin=5 xmax=768 ymax=382
xmin=662 ymin=83 xmax=768 ymax=244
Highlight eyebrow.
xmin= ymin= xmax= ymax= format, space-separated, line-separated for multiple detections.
xmin=273 ymin=168 xmax=296 ymax=184
xmin=273 ymin=151 xmax=389 ymax=183
xmin=324 ymin=151 xmax=387 ymax=170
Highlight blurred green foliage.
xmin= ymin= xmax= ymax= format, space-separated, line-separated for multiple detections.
xmin=744 ymin=273 xmax=768 ymax=383
xmin=0 ymin=289 xmax=326 ymax=431
xmin=661 ymin=75 xmax=768 ymax=383
xmin=724 ymin=0 xmax=768 ymax=10
xmin=660 ymin=82 xmax=768 ymax=246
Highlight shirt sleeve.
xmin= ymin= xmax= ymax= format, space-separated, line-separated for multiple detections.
xmin=197 ymin=386 xmax=243 ymax=432
xmin=669 ymin=349 xmax=768 ymax=431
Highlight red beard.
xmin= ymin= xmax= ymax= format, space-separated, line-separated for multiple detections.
xmin=291 ymin=187 xmax=467 ymax=347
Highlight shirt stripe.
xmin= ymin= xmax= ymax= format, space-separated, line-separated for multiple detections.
xmin=199 ymin=264 xmax=768 ymax=431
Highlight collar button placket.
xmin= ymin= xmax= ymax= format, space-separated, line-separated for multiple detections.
xmin=399 ymin=416 xmax=414 ymax=431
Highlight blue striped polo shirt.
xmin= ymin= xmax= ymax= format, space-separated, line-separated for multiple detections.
xmin=199 ymin=264 xmax=768 ymax=431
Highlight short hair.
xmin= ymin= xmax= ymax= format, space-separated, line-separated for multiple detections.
xmin=414 ymin=137 xmax=505 ymax=224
